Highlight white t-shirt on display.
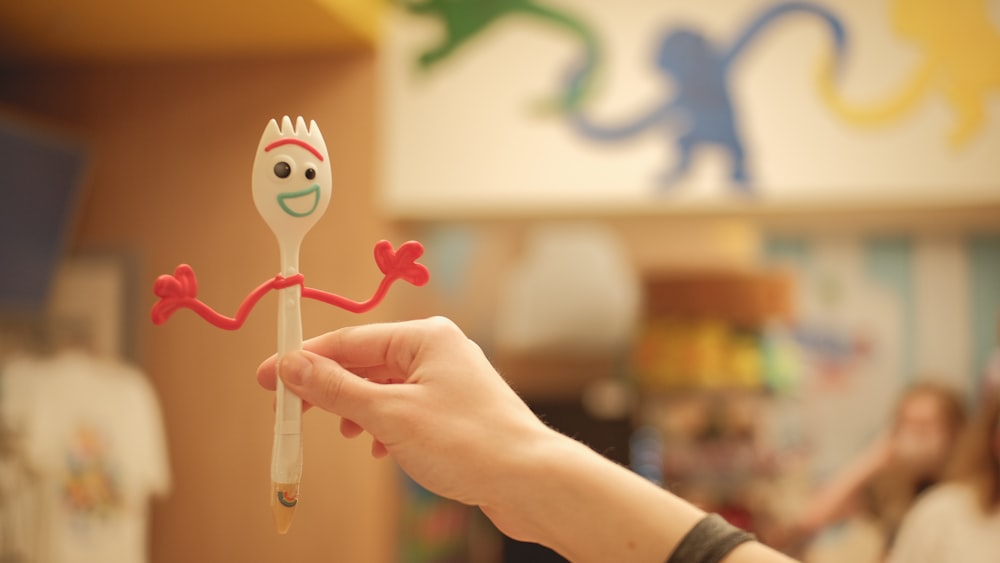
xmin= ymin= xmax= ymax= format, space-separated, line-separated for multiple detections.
xmin=1 ymin=351 xmax=170 ymax=563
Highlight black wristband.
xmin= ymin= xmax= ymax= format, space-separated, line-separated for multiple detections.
xmin=665 ymin=514 xmax=756 ymax=563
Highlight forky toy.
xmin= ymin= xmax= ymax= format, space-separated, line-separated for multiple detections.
xmin=151 ymin=116 xmax=429 ymax=534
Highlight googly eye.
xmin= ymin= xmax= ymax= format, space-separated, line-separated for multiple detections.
xmin=274 ymin=162 xmax=291 ymax=179
xmin=305 ymin=168 xmax=316 ymax=180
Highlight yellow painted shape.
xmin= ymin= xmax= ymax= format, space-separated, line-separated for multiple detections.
xmin=312 ymin=0 xmax=384 ymax=45
xmin=817 ymin=0 xmax=1000 ymax=148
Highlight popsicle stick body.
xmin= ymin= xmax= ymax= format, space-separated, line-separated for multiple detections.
xmin=271 ymin=250 xmax=304 ymax=534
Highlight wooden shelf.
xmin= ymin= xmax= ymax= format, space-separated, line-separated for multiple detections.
xmin=643 ymin=271 xmax=793 ymax=327
xmin=0 ymin=0 xmax=382 ymax=63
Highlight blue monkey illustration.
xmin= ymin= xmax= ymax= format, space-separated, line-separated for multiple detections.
xmin=567 ymin=2 xmax=846 ymax=194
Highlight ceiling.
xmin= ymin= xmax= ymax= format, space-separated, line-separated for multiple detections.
xmin=0 ymin=0 xmax=383 ymax=63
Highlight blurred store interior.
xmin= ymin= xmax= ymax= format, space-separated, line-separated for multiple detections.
xmin=0 ymin=1 xmax=998 ymax=562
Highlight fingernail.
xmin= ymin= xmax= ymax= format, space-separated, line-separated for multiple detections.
xmin=278 ymin=352 xmax=311 ymax=386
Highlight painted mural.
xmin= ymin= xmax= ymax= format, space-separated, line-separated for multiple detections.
xmin=381 ymin=0 xmax=1000 ymax=215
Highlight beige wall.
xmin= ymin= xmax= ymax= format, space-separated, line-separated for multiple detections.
xmin=2 ymin=54 xmax=399 ymax=563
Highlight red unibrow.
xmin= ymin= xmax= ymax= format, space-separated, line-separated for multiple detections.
xmin=264 ymin=138 xmax=325 ymax=161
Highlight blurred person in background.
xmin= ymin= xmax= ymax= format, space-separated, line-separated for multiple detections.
xmin=886 ymin=367 xmax=1000 ymax=563
xmin=790 ymin=382 xmax=966 ymax=562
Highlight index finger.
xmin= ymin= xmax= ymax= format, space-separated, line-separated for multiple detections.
xmin=305 ymin=316 xmax=468 ymax=369
xmin=257 ymin=317 xmax=460 ymax=390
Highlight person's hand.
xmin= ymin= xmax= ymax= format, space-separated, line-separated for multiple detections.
xmin=259 ymin=317 xmax=793 ymax=563
xmin=256 ymin=317 xmax=557 ymax=540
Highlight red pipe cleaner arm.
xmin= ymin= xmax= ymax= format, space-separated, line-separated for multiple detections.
xmin=301 ymin=240 xmax=429 ymax=313
xmin=151 ymin=264 xmax=303 ymax=330
xmin=301 ymin=275 xmax=397 ymax=314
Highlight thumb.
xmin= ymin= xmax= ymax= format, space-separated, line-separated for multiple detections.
xmin=278 ymin=350 xmax=380 ymax=426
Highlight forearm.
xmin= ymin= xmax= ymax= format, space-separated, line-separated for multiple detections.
xmin=483 ymin=429 xmax=797 ymax=563
xmin=488 ymin=429 xmax=704 ymax=563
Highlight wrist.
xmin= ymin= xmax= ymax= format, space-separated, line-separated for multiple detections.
xmin=480 ymin=425 xmax=570 ymax=543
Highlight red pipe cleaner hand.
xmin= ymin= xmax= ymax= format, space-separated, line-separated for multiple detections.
xmin=374 ymin=240 xmax=430 ymax=286
xmin=301 ymin=240 xmax=429 ymax=312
